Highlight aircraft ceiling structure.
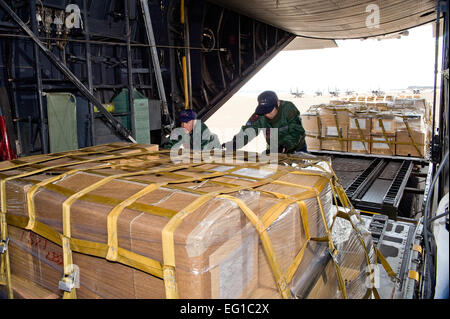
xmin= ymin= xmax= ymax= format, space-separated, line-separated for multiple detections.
xmin=0 ymin=0 xmax=440 ymax=156
xmin=210 ymin=0 xmax=438 ymax=39
xmin=0 ymin=0 xmax=296 ymax=153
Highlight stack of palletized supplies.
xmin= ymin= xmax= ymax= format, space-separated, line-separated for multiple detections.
xmin=302 ymin=97 xmax=430 ymax=158
xmin=394 ymin=112 xmax=427 ymax=157
xmin=301 ymin=109 xmax=322 ymax=151
xmin=347 ymin=110 xmax=374 ymax=154
xmin=392 ymin=98 xmax=430 ymax=158
xmin=0 ymin=143 xmax=378 ymax=299
xmin=318 ymin=106 xmax=350 ymax=152
xmin=370 ymin=112 xmax=397 ymax=155
xmin=301 ymin=105 xmax=353 ymax=152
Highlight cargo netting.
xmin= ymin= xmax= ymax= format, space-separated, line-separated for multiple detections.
xmin=0 ymin=142 xmax=397 ymax=299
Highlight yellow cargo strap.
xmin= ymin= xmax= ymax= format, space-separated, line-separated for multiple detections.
xmin=375 ymin=247 xmax=398 ymax=281
xmin=0 ymin=146 xmax=165 ymax=298
xmin=352 ymin=114 xmax=369 ymax=153
xmin=316 ymin=113 xmax=323 ymax=149
xmin=0 ymin=142 xmax=138 ymax=173
xmin=161 ymin=169 xmax=289 ymax=299
xmin=2 ymin=148 xmax=380 ymax=299
xmin=332 ymin=108 xmax=345 ymax=149
xmin=105 ymin=170 xmax=227 ymax=261
xmin=401 ymin=116 xmax=423 ymax=157
xmin=372 ymin=287 xmax=381 ymax=299
xmin=408 ymin=270 xmax=419 ymax=282
xmin=377 ymin=118 xmax=395 ymax=155
xmin=0 ymin=209 xmax=12 ymax=298
xmin=412 ymin=244 xmax=423 ymax=254
xmin=218 ymin=195 xmax=291 ymax=299
xmin=286 ymin=200 xmax=310 ymax=283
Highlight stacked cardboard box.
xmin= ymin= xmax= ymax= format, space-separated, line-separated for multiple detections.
xmin=303 ymin=101 xmax=429 ymax=158
xmin=370 ymin=113 xmax=396 ymax=155
xmin=371 ymin=113 xmax=397 ymax=135
xmin=396 ymin=131 xmax=426 ymax=157
xmin=394 ymin=113 xmax=426 ymax=157
xmin=0 ymin=143 xmax=375 ymax=299
xmin=301 ymin=112 xmax=321 ymax=151
xmin=318 ymin=107 xmax=348 ymax=152
xmin=370 ymin=134 xmax=396 ymax=155
xmin=348 ymin=113 xmax=372 ymax=154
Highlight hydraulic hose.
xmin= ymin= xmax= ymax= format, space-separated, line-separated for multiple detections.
xmin=423 ymin=150 xmax=449 ymax=298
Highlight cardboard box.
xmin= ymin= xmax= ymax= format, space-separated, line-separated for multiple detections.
xmin=6 ymin=177 xmax=265 ymax=298
xmin=300 ymin=113 xmax=320 ymax=134
xmin=321 ymin=139 xmax=348 ymax=152
xmin=320 ymin=126 xmax=348 ymax=152
xmin=2 ymin=144 xmax=342 ymax=299
xmin=370 ymin=134 xmax=395 ymax=155
xmin=393 ymin=98 xmax=426 ymax=110
xmin=348 ymin=116 xmax=371 ymax=135
xmin=348 ymin=134 xmax=370 ymax=154
xmin=319 ymin=107 xmax=349 ymax=138
xmin=321 ymin=136 xmax=348 ymax=152
xmin=7 ymin=225 xmax=166 ymax=299
xmin=394 ymin=114 xmax=423 ymax=132
xmin=317 ymin=107 xmax=348 ymax=152
xmin=396 ymin=130 xmax=426 ymax=157
xmin=305 ymin=135 xmax=321 ymax=151
xmin=371 ymin=116 xmax=396 ymax=134
xmin=257 ymin=200 xmax=305 ymax=290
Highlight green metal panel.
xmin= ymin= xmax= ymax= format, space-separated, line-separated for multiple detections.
xmin=112 ymin=88 xmax=131 ymax=130
xmin=46 ymin=93 xmax=78 ymax=153
xmin=133 ymin=90 xmax=151 ymax=144
xmin=112 ymin=89 xmax=151 ymax=144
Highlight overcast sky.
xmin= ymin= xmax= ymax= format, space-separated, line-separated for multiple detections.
xmin=239 ymin=23 xmax=441 ymax=94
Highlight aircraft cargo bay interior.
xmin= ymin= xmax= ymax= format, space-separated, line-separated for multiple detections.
xmin=0 ymin=0 xmax=448 ymax=304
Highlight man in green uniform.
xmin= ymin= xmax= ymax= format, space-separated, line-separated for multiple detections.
xmin=163 ymin=109 xmax=221 ymax=151
xmin=223 ymin=91 xmax=307 ymax=154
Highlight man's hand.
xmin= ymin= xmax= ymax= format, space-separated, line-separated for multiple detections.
xmin=278 ymin=144 xmax=288 ymax=154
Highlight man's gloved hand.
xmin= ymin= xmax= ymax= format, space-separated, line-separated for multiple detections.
xmin=278 ymin=144 xmax=288 ymax=154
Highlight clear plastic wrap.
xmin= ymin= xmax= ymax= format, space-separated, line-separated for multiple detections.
xmin=1 ymin=144 xmax=376 ymax=299
xmin=303 ymin=101 xmax=430 ymax=158
xmin=394 ymin=111 xmax=424 ymax=132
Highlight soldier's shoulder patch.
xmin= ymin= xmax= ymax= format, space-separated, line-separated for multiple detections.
xmin=247 ymin=113 xmax=259 ymax=125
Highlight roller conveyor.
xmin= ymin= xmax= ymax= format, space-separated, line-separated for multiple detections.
xmin=326 ymin=154 xmax=428 ymax=219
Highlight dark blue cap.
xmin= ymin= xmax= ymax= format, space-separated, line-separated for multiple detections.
xmin=179 ymin=109 xmax=197 ymax=123
xmin=255 ymin=91 xmax=278 ymax=115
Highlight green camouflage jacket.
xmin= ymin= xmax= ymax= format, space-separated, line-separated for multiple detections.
xmin=230 ymin=100 xmax=306 ymax=153
xmin=163 ymin=120 xmax=221 ymax=151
